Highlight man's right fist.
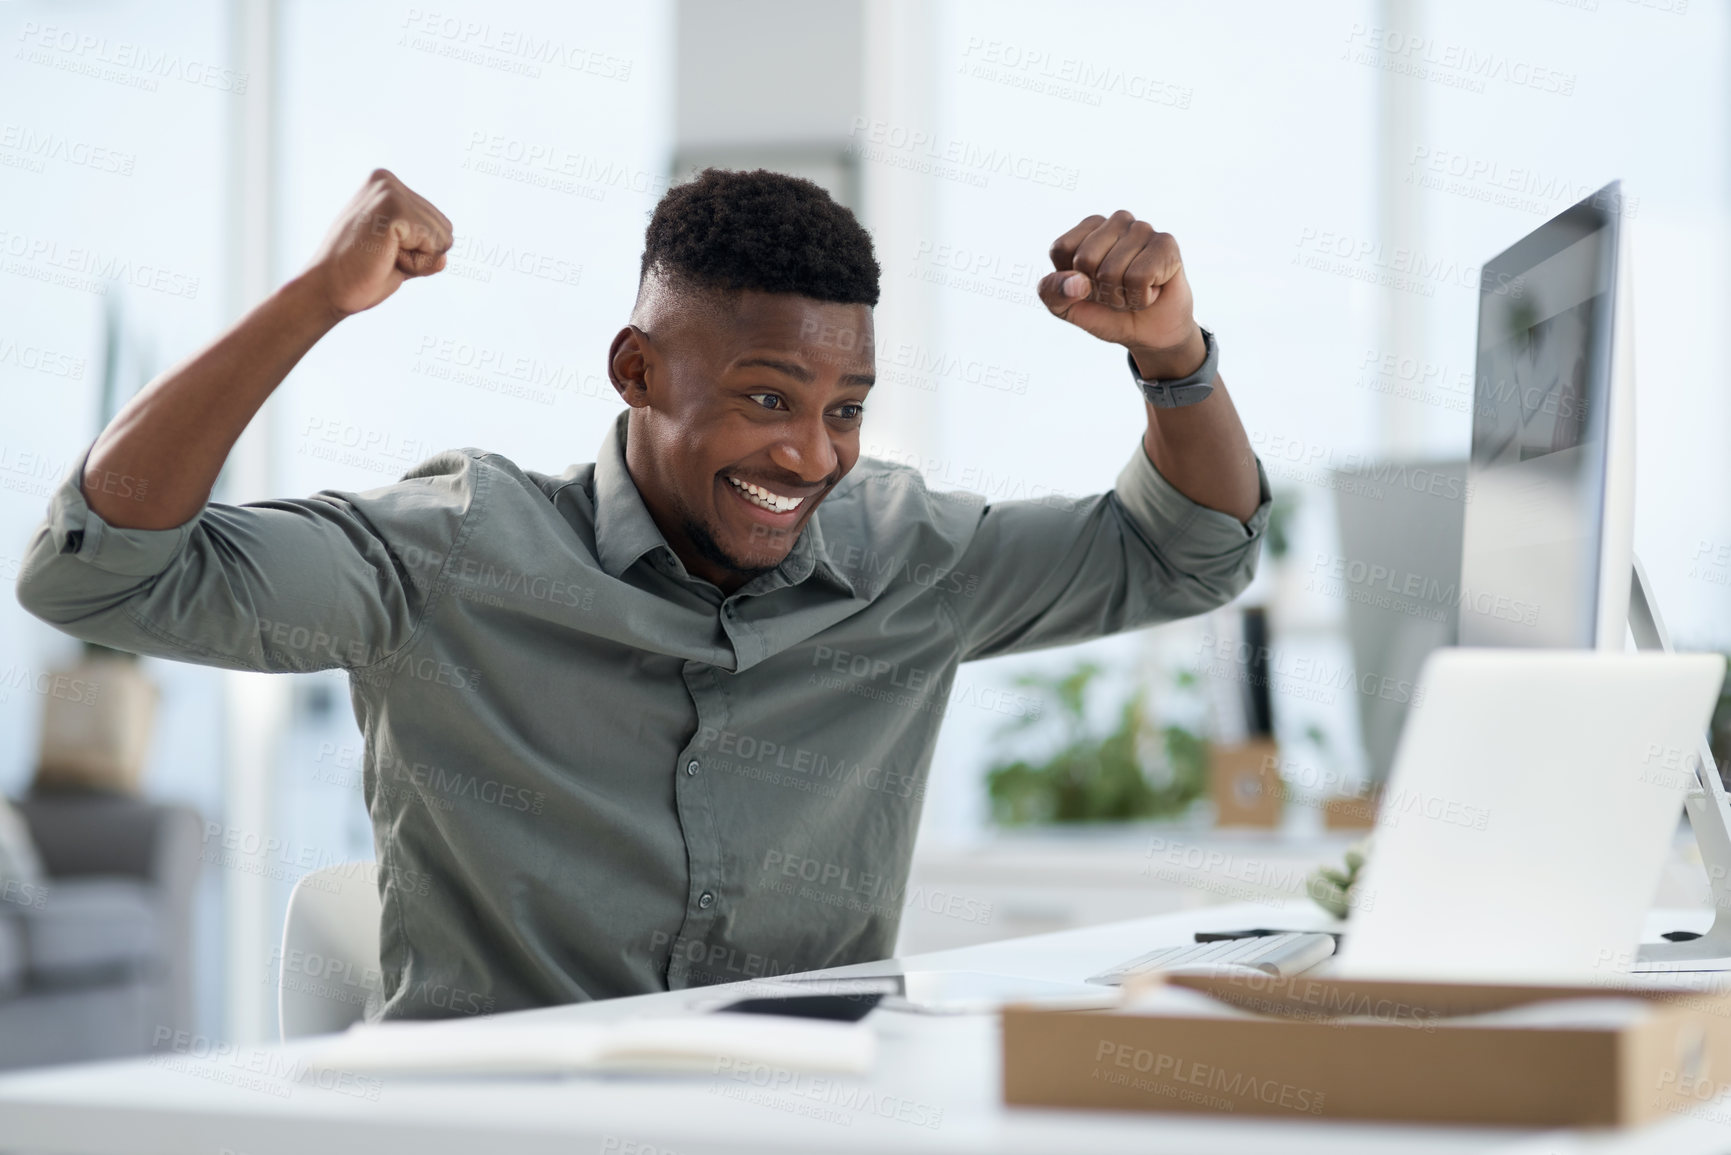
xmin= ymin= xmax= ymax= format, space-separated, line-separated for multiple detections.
xmin=304 ymin=169 xmax=453 ymax=319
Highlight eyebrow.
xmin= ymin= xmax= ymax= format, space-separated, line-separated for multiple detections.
xmin=734 ymin=356 xmax=875 ymax=389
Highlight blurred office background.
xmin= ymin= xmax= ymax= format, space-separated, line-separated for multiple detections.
xmin=0 ymin=0 xmax=1726 ymax=1054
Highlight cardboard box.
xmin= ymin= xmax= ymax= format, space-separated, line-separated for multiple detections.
xmin=1002 ymin=971 xmax=1731 ymax=1127
xmin=1321 ymin=788 xmax=1379 ymax=830
xmin=1209 ymin=739 xmax=1283 ymax=828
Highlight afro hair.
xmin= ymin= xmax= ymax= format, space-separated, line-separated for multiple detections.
xmin=638 ymin=168 xmax=880 ymax=307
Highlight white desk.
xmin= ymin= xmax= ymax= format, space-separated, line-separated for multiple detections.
xmin=896 ymin=827 xmax=1365 ymax=954
xmin=3 ymin=902 xmax=1729 ymax=1155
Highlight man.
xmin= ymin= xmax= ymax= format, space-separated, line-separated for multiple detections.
xmin=16 ymin=167 xmax=1270 ymax=1020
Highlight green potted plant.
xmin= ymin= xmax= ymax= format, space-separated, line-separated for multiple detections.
xmin=985 ymin=661 xmax=1208 ymax=825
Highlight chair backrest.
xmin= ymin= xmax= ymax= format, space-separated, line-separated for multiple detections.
xmin=278 ymin=861 xmax=383 ymax=1041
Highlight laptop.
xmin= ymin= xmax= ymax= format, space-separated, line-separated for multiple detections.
xmin=1091 ymin=649 xmax=1725 ymax=987
xmin=1331 ymin=648 xmax=1724 ymax=982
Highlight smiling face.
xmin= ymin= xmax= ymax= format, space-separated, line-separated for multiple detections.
xmin=609 ymin=283 xmax=876 ymax=593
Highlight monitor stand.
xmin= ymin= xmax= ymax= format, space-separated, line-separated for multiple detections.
xmin=1628 ymin=555 xmax=1731 ymax=970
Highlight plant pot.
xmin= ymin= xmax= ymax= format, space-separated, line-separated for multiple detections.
xmin=1209 ymin=738 xmax=1284 ymax=828
xmin=32 ymin=655 xmax=159 ymax=794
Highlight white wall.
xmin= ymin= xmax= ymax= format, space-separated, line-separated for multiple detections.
xmin=0 ymin=0 xmax=238 ymax=1034
xmin=1408 ymin=0 xmax=1731 ymax=650
xmin=0 ymin=0 xmax=232 ymax=804
xmin=909 ymin=0 xmax=1381 ymax=838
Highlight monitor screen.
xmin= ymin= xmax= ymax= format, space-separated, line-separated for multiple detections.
xmin=1460 ymin=189 xmax=1621 ymax=648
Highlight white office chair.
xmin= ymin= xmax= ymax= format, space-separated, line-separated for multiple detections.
xmin=278 ymin=861 xmax=383 ymax=1041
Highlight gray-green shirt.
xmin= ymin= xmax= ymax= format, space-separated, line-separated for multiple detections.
xmin=16 ymin=411 xmax=1270 ymax=1019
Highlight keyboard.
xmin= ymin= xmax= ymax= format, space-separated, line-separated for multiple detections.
xmin=1086 ymin=932 xmax=1337 ymax=986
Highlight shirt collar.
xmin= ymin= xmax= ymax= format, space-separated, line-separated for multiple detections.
xmin=593 ymin=412 xmax=671 ymax=580
xmin=798 ymin=513 xmax=858 ymax=597
xmin=591 ymin=412 xmax=855 ymax=598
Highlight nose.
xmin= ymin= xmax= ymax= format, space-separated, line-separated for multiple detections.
xmin=768 ymin=413 xmax=838 ymax=485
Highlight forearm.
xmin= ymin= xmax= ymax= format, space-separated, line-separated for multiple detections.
xmin=83 ymin=274 xmax=340 ymax=529
xmin=1131 ymin=330 xmax=1261 ymax=525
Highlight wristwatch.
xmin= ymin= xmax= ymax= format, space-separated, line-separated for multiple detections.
xmin=1128 ymin=327 xmax=1218 ymax=409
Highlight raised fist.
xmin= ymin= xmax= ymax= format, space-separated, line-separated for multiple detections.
xmin=1037 ymin=211 xmax=1198 ymax=358
xmin=303 ymin=169 xmax=453 ymax=319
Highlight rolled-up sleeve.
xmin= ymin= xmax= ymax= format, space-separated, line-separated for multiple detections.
xmin=949 ymin=441 xmax=1272 ymax=662
xmin=15 ymin=445 xmax=482 ymax=673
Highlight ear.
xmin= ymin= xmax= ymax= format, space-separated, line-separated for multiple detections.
xmin=608 ymin=325 xmax=653 ymax=408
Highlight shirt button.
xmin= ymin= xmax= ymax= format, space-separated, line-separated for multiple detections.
xmin=698 ymin=891 xmax=715 ymax=910
xmin=686 ymin=759 xmax=700 ymax=776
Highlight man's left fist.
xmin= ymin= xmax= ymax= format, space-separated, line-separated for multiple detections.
xmin=1037 ymin=211 xmax=1199 ymax=363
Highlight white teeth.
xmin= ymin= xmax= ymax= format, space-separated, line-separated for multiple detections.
xmin=727 ymin=476 xmax=803 ymax=513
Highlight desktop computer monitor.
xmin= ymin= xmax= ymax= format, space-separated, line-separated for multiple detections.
xmin=1454 ymin=186 xmax=1731 ymax=968
xmin=1337 ymin=186 xmax=1633 ymax=782
xmin=1458 ymin=181 xmax=1634 ymax=651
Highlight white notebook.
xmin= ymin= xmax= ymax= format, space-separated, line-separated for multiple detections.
xmin=301 ymin=1014 xmax=875 ymax=1078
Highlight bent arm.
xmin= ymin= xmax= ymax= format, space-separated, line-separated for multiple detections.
xmin=16 ymin=447 xmax=479 ymax=673
xmin=86 ymin=275 xmax=339 ymax=528
xmin=1037 ymin=212 xmax=1260 ymax=525
xmin=19 ymin=168 xmax=460 ymax=665
xmin=86 ymin=167 xmax=454 ymax=529
xmin=948 ymin=438 xmax=1271 ymax=663
xmin=1132 ymin=328 xmax=1262 ymax=525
